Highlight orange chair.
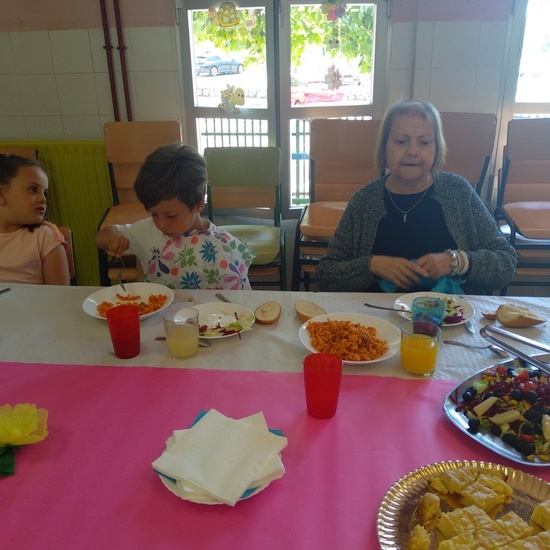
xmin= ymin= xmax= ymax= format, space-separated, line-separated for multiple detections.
xmin=291 ymin=119 xmax=382 ymax=290
xmin=97 ymin=121 xmax=182 ymax=285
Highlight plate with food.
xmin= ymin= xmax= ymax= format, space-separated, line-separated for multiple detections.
xmin=299 ymin=313 xmax=401 ymax=365
xmin=393 ymin=292 xmax=475 ymax=326
xmin=82 ymin=283 xmax=174 ymax=320
xmin=377 ymin=459 xmax=550 ymax=549
xmin=194 ymin=302 xmax=255 ymax=339
xmin=443 ymin=355 xmax=550 ymax=467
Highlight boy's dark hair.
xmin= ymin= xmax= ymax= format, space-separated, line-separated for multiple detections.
xmin=0 ymin=154 xmax=43 ymax=186
xmin=134 ymin=143 xmax=207 ymax=210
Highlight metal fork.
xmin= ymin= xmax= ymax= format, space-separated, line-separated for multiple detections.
xmin=117 ymin=257 xmax=126 ymax=292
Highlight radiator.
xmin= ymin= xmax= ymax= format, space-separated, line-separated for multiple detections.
xmin=0 ymin=141 xmax=113 ymax=286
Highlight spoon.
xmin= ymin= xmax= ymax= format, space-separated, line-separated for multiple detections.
xmin=155 ymin=336 xmax=212 ymax=348
xmin=443 ymin=339 xmax=509 ymax=358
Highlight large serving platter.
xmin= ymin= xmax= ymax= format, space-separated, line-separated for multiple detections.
xmin=377 ymin=459 xmax=550 ymax=549
xmin=299 ymin=313 xmax=401 ymax=365
xmin=393 ymin=292 xmax=475 ymax=327
xmin=443 ymin=354 xmax=550 ymax=466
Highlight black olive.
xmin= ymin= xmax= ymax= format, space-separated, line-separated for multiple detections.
xmin=525 ymin=390 xmax=539 ymax=403
xmin=482 ymin=393 xmax=494 ymax=401
xmin=534 ymin=422 xmax=543 ymax=435
xmin=506 ymin=367 xmax=516 ymax=377
xmin=521 ymin=422 xmax=534 ymax=435
xmin=468 ymin=417 xmax=481 ymax=432
xmin=490 ymin=424 xmax=502 ymax=436
xmin=502 ymin=432 xmax=517 ymax=446
xmin=529 ymin=369 xmax=541 ymax=378
xmin=510 ymin=389 xmax=523 ymax=401
xmin=522 ymin=442 xmax=536 ymax=456
xmin=514 ymin=438 xmax=527 ymax=453
xmin=541 ymin=407 xmax=550 ymax=416
xmin=462 ymin=390 xmax=475 ymax=402
xmin=493 ymin=387 xmax=505 ymax=396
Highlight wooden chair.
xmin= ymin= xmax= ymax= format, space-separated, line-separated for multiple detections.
xmin=439 ymin=112 xmax=497 ymax=195
xmin=291 ymin=119 xmax=382 ymax=291
xmin=58 ymin=226 xmax=76 ymax=285
xmin=98 ymin=121 xmax=182 ymax=286
xmin=204 ymin=147 xmax=286 ymax=290
xmin=494 ymin=118 xmax=550 ymax=294
xmin=0 ymin=147 xmax=38 ymax=159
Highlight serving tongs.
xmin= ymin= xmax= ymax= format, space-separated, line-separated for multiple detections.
xmin=479 ymin=325 xmax=550 ymax=373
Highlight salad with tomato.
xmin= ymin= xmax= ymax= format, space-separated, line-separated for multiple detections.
xmin=455 ymin=364 xmax=550 ymax=461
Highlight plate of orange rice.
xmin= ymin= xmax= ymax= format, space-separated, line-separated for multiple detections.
xmin=82 ymin=282 xmax=174 ymax=320
xmin=299 ymin=313 xmax=401 ymax=365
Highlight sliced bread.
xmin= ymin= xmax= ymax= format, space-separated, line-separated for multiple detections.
xmin=294 ymin=301 xmax=326 ymax=323
xmin=496 ymin=304 xmax=545 ymax=328
xmin=254 ymin=301 xmax=282 ymax=324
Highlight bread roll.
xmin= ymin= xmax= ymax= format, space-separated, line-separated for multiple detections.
xmin=294 ymin=301 xmax=326 ymax=322
xmin=496 ymin=304 xmax=545 ymax=328
xmin=254 ymin=301 xmax=281 ymax=324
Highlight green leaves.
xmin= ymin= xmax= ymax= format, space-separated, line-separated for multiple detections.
xmin=0 ymin=446 xmax=15 ymax=477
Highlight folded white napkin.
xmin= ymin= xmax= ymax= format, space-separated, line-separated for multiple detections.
xmin=152 ymin=409 xmax=287 ymax=506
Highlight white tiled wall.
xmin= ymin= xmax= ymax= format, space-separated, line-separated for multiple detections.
xmin=388 ymin=20 xmax=508 ymax=114
xmin=0 ymin=27 xmax=184 ymax=141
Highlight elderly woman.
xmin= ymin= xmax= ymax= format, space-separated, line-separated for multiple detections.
xmin=316 ymin=99 xmax=516 ymax=295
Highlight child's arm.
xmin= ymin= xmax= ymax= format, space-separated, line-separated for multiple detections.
xmin=43 ymin=244 xmax=71 ymax=285
xmin=95 ymin=226 xmax=130 ymax=258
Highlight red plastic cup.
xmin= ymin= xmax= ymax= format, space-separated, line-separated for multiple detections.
xmin=303 ymin=353 xmax=343 ymax=418
xmin=106 ymin=304 xmax=140 ymax=359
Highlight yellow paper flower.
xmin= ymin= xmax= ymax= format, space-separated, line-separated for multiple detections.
xmin=0 ymin=404 xmax=49 ymax=446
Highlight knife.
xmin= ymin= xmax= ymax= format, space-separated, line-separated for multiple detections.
xmin=215 ymin=293 xmax=232 ymax=303
xmin=464 ymin=320 xmax=475 ymax=334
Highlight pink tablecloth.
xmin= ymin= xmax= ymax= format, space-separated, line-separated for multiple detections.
xmin=2 ymin=362 xmax=549 ymax=550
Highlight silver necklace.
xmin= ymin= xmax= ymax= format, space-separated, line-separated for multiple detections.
xmin=386 ymin=177 xmax=430 ymax=223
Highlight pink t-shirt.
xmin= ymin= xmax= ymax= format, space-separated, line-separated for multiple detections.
xmin=0 ymin=224 xmax=65 ymax=284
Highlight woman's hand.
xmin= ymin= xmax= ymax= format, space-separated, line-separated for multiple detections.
xmin=370 ymin=256 xmax=430 ymax=289
xmin=415 ymin=252 xmax=453 ymax=279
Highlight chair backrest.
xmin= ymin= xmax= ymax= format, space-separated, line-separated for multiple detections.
xmin=58 ymin=225 xmax=76 ymax=283
xmin=498 ymin=118 xmax=550 ymax=205
xmin=0 ymin=147 xmax=38 ymax=159
xmin=204 ymin=147 xmax=281 ymax=223
xmin=104 ymin=121 xmax=182 ymax=204
xmin=309 ymin=118 xmax=382 ymax=203
xmin=439 ymin=112 xmax=497 ymax=194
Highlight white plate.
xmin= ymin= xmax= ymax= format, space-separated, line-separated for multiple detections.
xmin=82 ymin=283 xmax=174 ymax=321
xmin=299 ymin=313 xmax=401 ymax=365
xmin=377 ymin=460 xmax=550 ymax=549
xmin=194 ymin=302 xmax=255 ymax=339
xmin=393 ymin=292 xmax=475 ymax=327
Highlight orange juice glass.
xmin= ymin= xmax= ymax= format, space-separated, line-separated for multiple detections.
xmin=400 ymin=321 xmax=441 ymax=377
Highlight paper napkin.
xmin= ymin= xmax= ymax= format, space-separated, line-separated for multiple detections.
xmin=152 ymin=409 xmax=287 ymax=506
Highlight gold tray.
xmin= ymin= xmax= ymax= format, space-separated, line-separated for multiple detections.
xmin=377 ymin=460 xmax=550 ymax=549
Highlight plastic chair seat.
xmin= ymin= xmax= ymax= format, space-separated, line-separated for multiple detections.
xmin=222 ymin=224 xmax=280 ymax=265
xmin=300 ymin=201 xmax=347 ymax=238
xmin=502 ymin=202 xmax=550 ymax=239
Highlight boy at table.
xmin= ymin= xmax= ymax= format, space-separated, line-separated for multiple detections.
xmin=95 ymin=143 xmax=255 ymax=290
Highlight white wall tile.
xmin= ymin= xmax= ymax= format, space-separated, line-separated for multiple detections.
xmin=24 ymin=116 xmax=65 ymax=140
xmin=432 ymin=21 xmax=481 ymax=69
xmin=429 ymin=68 xmax=476 ymax=111
xmin=62 ymin=115 xmax=103 ymax=140
xmin=387 ymin=69 xmax=412 ymax=104
xmin=128 ymin=27 xmax=175 ymax=72
xmin=133 ymin=71 xmax=179 ymax=115
xmin=50 ymin=30 xmax=94 ymax=73
xmin=10 ymin=31 xmax=54 ymax=74
xmin=415 ymin=22 xmax=434 ymax=69
xmin=18 ymin=74 xmax=60 ymax=116
xmin=389 ymin=23 xmax=414 ymax=70
xmin=0 ymin=33 xmax=16 ymax=75
xmin=0 ymin=117 xmax=27 ymax=140
xmin=56 ymin=73 xmax=99 ymax=115
xmin=478 ymin=21 xmax=507 ymax=68
xmin=0 ymin=75 xmax=23 ymax=116
xmin=412 ymin=68 xmax=432 ymax=102
xmin=89 ymin=28 xmax=112 ymax=73
xmin=94 ymin=72 xmax=116 ymax=116
xmin=474 ymin=68 xmax=502 ymax=112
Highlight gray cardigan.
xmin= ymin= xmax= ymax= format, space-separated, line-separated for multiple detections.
xmin=316 ymin=172 xmax=517 ymax=295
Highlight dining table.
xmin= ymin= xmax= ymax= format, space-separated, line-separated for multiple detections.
xmin=2 ymin=283 xmax=550 ymax=549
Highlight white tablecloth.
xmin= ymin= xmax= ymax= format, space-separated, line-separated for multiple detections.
xmin=2 ymin=283 xmax=550 ymax=380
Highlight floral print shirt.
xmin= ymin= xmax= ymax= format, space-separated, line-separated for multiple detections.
xmin=116 ymin=218 xmax=255 ymax=290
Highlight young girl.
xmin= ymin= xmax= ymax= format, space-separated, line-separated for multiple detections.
xmin=95 ymin=143 xmax=255 ymax=290
xmin=0 ymin=154 xmax=71 ymax=285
